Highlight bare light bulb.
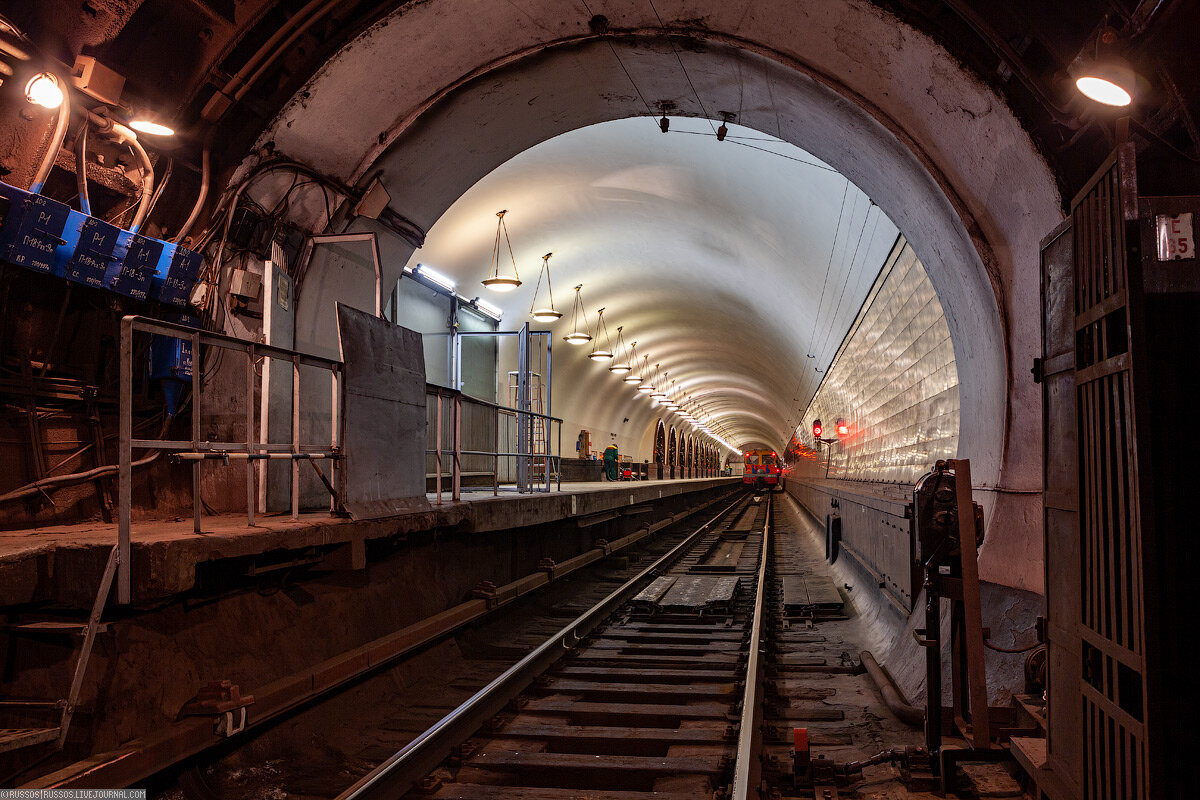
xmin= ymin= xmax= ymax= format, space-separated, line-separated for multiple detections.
xmin=24 ymin=73 xmax=63 ymax=109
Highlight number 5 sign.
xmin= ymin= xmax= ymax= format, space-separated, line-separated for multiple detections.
xmin=1156 ymin=212 xmax=1194 ymax=261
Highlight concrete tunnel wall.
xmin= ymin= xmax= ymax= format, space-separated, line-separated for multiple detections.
xmin=245 ymin=0 xmax=1061 ymax=595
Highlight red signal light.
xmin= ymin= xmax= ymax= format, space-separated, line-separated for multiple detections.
xmin=812 ymin=419 xmax=823 ymax=438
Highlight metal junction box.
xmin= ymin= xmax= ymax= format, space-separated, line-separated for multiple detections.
xmin=55 ymin=210 xmax=121 ymax=288
xmin=0 ymin=182 xmax=71 ymax=274
xmin=151 ymin=242 xmax=204 ymax=307
xmin=105 ymin=229 xmax=164 ymax=300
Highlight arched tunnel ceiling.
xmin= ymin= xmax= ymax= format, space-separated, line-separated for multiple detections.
xmin=401 ymin=117 xmax=899 ymax=453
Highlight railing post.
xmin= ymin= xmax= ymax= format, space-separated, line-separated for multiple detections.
xmin=453 ymin=393 xmax=461 ymax=501
xmin=330 ymin=365 xmax=341 ymax=512
xmin=493 ymin=407 xmax=500 ymax=497
xmin=556 ymin=421 xmax=561 ymax=492
xmin=435 ymin=391 xmax=443 ymax=505
xmin=118 ymin=317 xmax=133 ymax=604
xmin=291 ymin=354 xmax=300 ymax=521
xmin=191 ymin=331 xmax=202 ymax=534
xmin=245 ymin=344 xmax=255 ymax=527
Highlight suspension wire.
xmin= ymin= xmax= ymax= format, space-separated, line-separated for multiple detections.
xmin=645 ymin=0 xmax=718 ymax=134
xmin=814 ymin=200 xmax=879 ymax=360
xmin=578 ymin=0 xmax=658 ymax=120
xmin=805 ymin=180 xmax=851 ymax=356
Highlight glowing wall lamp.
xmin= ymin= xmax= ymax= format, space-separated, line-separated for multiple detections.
xmin=24 ymin=72 xmax=64 ymax=108
xmin=129 ymin=116 xmax=175 ymax=136
xmin=1073 ymin=26 xmax=1138 ymax=107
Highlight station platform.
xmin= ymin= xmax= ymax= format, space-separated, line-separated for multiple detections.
xmin=0 ymin=477 xmax=740 ymax=607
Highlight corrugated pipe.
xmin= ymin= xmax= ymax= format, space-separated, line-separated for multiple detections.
xmin=0 ymin=451 xmax=160 ymax=506
xmin=860 ymin=650 xmax=924 ymax=727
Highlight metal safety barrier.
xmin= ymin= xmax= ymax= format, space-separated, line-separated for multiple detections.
xmin=118 ymin=315 xmax=343 ymax=603
xmin=426 ymin=384 xmax=563 ymax=504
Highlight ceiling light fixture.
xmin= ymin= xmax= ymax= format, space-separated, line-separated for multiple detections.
xmin=1072 ymin=26 xmax=1137 ymax=107
xmin=129 ymin=114 xmax=175 ymax=136
xmin=609 ymin=326 xmax=631 ymax=374
xmin=473 ymin=297 xmax=503 ymax=319
xmin=623 ymin=343 xmax=642 ymax=383
xmin=529 ymin=252 xmax=562 ymax=321
xmin=588 ymin=308 xmax=614 ymax=362
xmin=639 ymin=360 xmax=657 ymax=394
xmin=563 ymin=284 xmax=593 ymax=345
xmin=482 ymin=209 xmax=522 ymax=291
xmin=24 ymin=72 xmax=64 ymax=109
xmin=415 ymin=263 xmax=456 ymax=291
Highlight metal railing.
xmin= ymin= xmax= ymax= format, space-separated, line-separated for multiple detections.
xmin=118 ymin=315 xmax=343 ymax=603
xmin=426 ymin=384 xmax=563 ymax=503
xmin=118 ymin=315 xmax=565 ymax=602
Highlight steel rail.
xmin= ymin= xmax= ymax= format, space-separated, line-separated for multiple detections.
xmin=336 ymin=491 xmax=752 ymax=800
xmin=731 ymin=494 xmax=772 ymax=800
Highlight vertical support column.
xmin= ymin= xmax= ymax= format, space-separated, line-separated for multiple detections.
xmin=291 ymin=354 xmax=300 ymax=521
xmin=117 ymin=317 xmax=133 ymax=604
xmin=493 ymin=406 xmax=500 ymax=497
xmin=191 ymin=331 xmax=202 ymax=534
xmin=949 ymin=458 xmax=990 ymax=749
xmin=245 ymin=345 xmax=256 ymax=527
xmin=330 ymin=365 xmax=341 ymax=512
xmin=516 ymin=322 xmax=530 ymax=493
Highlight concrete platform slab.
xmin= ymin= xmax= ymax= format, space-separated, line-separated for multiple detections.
xmin=0 ymin=478 xmax=739 ymax=606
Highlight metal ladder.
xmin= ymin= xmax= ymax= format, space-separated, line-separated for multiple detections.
xmin=0 ymin=545 xmax=117 ymax=754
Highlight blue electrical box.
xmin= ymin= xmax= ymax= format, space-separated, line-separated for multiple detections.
xmin=149 ymin=312 xmax=199 ymax=416
xmin=0 ymin=182 xmax=71 ymax=274
xmin=55 ymin=211 xmax=121 ymax=288
xmin=105 ymin=229 xmax=163 ymax=300
xmin=151 ymin=242 xmax=204 ymax=307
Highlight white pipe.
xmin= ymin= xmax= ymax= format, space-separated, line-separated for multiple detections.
xmin=29 ymin=76 xmax=70 ymax=194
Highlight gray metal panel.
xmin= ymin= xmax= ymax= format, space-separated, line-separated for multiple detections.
xmin=337 ymin=304 xmax=431 ymax=519
xmin=632 ymin=576 xmax=677 ymax=607
xmin=659 ymin=576 xmax=740 ymax=610
xmin=261 ymin=259 xmax=295 ymax=512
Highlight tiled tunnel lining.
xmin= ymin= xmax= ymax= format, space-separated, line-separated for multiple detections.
xmin=793 ymin=237 xmax=959 ymax=483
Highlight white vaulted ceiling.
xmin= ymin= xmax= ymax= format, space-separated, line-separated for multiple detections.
xmin=402 ymin=117 xmax=899 ymax=454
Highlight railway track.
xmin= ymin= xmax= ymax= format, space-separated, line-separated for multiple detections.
xmin=337 ymin=492 xmax=778 ymax=800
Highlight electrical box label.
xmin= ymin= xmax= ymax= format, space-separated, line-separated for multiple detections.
xmin=106 ymin=231 xmax=163 ymax=300
xmin=58 ymin=212 xmax=120 ymax=287
xmin=1156 ymin=213 xmax=1194 ymax=261
xmin=152 ymin=243 xmax=204 ymax=307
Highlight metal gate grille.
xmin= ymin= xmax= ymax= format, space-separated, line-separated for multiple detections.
xmin=1072 ymin=154 xmax=1147 ymax=800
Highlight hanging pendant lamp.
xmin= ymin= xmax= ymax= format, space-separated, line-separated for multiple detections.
xmin=529 ymin=252 xmax=562 ymax=321
xmin=666 ymin=379 xmax=681 ymax=410
xmin=638 ymin=358 xmax=656 ymax=393
xmin=482 ymin=209 xmax=522 ymax=292
xmin=609 ymin=326 xmax=631 ymax=374
xmin=623 ymin=343 xmax=642 ymax=383
xmin=563 ymin=285 xmax=593 ymax=345
xmin=650 ymin=366 xmax=668 ymax=399
xmin=588 ymin=308 xmax=614 ymax=362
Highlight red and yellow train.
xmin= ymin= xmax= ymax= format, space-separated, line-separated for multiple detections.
xmin=743 ymin=449 xmax=783 ymax=491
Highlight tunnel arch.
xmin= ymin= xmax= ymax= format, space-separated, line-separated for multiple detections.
xmin=255 ymin=0 xmax=1059 ymax=591
xmin=672 ymin=429 xmax=681 ymax=479
xmin=653 ymin=421 xmax=665 ymax=476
